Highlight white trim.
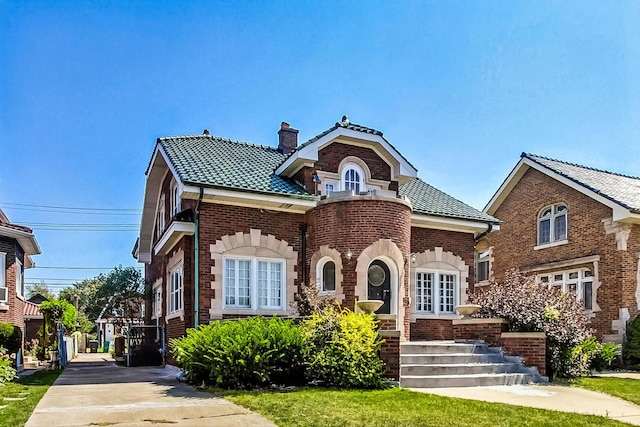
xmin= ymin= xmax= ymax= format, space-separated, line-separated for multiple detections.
xmin=15 ymin=258 xmax=23 ymax=299
xmin=485 ymin=157 xmax=637 ymax=222
xmin=222 ymin=256 xmax=286 ymax=311
xmin=316 ymin=256 xmax=337 ymax=295
xmin=153 ymin=221 xmax=195 ymax=255
xmin=521 ymin=254 xmax=601 ymax=273
xmin=151 ymin=279 xmax=162 ymax=320
xmin=411 ymin=213 xmax=500 ymax=235
xmin=534 ymin=239 xmax=569 ymax=251
xmin=182 ymin=185 xmax=317 ymax=212
xmin=167 ymin=264 xmax=183 ymax=319
xmin=0 ymin=226 xmax=41 ymax=255
xmin=414 ymin=269 xmax=460 ymax=315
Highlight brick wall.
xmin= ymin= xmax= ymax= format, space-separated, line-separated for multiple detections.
xmin=452 ymin=319 xmax=507 ymax=347
xmin=488 ymin=167 xmax=639 ymax=338
xmin=410 ymin=319 xmax=453 ymax=341
xmin=0 ymin=237 xmax=25 ymax=336
xmin=380 ymin=331 xmax=400 ymax=380
xmin=501 ymin=332 xmax=546 ymax=376
xmin=317 ymin=142 xmax=391 ymax=181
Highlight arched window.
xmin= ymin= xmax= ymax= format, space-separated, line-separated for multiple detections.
xmin=317 ymin=258 xmax=336 ymax=293
xmin=342 ymin=163 xmax=365 ymax=194
xmin=538 ymin=204 xmax=567 ymax=245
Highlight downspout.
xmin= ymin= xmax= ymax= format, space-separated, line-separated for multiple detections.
xmin=475 ymin=222 xmax=493 ymax=242
xmin=194 ymin=187 xmax=204 ymax=328
xmin=300 ymin=223 xmax=307 ymax=285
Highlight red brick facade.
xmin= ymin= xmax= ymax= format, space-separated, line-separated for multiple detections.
xmin=0 ymin=237 xmax=26 ymax=334
xmin=487 ymin=167 xmax=640 ymax=340
xmin=501 ymin=333 xmax=546 ymax=376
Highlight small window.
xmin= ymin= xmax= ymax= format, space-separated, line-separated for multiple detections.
xmin=170 ymin=181 xmax=181 ymax=217
xmin=15 ymin=259 xmax=23 ymax=298
xmin=152 ymin=286 xmax=162 ymax=319
xmin=537 ymin=269 xmax=593 ymax=310
xmin=538 ymin=204 xmax=567 ymax=245
xmin=318 ymin=260 xmax=336 ymax=293
xmin=324 ymin=182 xmax=337 ymax=196
xmin=168 ymin=266 xmax=183 ymax=314
xmin=476 ymin=250 xmax=490 ymax=282
xmin=341 ymin=163 xmax=365 ymax=194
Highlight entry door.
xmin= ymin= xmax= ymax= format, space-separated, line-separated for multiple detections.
xmin=367 ymin=260 xmax=391 ymax=314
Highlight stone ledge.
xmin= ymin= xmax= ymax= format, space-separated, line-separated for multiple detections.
xmin=501 ymin=332 xmax=546 ymax=339
xmin=379 ymin=330 xmax=401 ymax=338
xmin=452 ymin=318 xmax=508 ymax=325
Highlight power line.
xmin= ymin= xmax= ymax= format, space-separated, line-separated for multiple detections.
xmin=32 ymin=266 xmax=142 ymax=270
xmin=2 ymin=206 xmax=140 ymax=216
xmin=0 ymin=202 xmax=141 ymax=212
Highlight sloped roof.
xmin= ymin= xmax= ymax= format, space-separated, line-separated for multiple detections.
xmin=399 ymin=178 xmax=499 ymax=223
xmin=24 ymin=300 xmax=43 ymax=319
xmin=158 ymin=135 xmax=314 ymax=199
xmin=524 ymin=153 xmax=640 ymax=212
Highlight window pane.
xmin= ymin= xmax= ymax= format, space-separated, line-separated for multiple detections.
xmin=323 ymin=261 xmax=336 ymax=291
xmin=439 ymin=274 xmax=455 ymax=313
xmin=584 ymin=281 xmax=593 ymax=310
xmin=225 ymin=259 xmax=235 ymax=305
xmin=270 ymin=262 xmax=282 ymax=307
xmin=478 ymin=260 xmax=489 ymax=282
xmin=416 ymin=272 xmax=434 ymax=312
xmin=258 ymin=261 xmax=268 ymax=307
xmin=554 ymin=274 xmax=564 ymax=282
xmin=238 ymin=260 xmax=251 ymax=307
xmin=539 ymin=219 xmax=551 ymax=244
xmin=555 ymin=213 xmax=567 ymax=241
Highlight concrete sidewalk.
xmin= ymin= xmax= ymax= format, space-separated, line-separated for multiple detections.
xmin=26 ymin=353 xmax=275 ymax=427
xmin=410 ymin=383 xmax=640 ymax=425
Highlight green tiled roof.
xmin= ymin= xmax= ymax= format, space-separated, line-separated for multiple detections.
xmin=399 ymin=178 xmax=499 ymax=223
xmin=524 ymin=153 xmax=640 ymax=212
xmin=158 ymin=135 xmax=315 ymax=199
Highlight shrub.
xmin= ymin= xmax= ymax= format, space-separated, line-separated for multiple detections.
xmin=302 ymin=307 xmax=385 ymax=389
xmin=624 ymin=314 xmax=640 ymax=369
xmin=171 ymin=317 xmax=305 ymax=389
xmin=469 ymin=269 xmax=594 ymax=378
xmin=292 ymin=282 xmax=338 ymax=316
xmin=0 ymin=346 xmax=16 ymax=384
xmin=591 ymin=341 xmax=622 ymax=372
xmin=0 ymin=322 xmax=22 ymax=356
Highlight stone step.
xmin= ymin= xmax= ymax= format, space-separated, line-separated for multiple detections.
xmin=401 ymin=362 xmax=519 ymax=376
xmin=400 ymin=353 xmax=505 ymax=365
xmin=400 ymin=341 xmax=488 ymax=355
xmin=400 ymin=372 xmax=537 ymax=388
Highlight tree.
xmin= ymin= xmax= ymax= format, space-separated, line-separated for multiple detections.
xmin=59 ymin=275 xmax=106 ymax=322
xmin=26 ymin=282 xmax=54 ymax=300
xmin=96 ymin=265 xmax=146 ymax=326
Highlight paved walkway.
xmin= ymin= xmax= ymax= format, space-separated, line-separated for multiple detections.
xmin=26 ymin=353 xmax=276 ymax=427
xmin=410 ymin=382 xmax=640 ymax=425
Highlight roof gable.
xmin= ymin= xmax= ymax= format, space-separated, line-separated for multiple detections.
xmin=485 ymin=153 xmax=640 ymax=222
xmin=275 ymin=117 xmax=418 ymax=181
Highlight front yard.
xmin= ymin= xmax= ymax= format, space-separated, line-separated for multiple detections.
xmin=0 ymin=370 xmax=61 ymax=427
xmin=574 ymin=376 xmax=640 ymax=406
xmin=225 ymin=387 xmax=630 ymax=427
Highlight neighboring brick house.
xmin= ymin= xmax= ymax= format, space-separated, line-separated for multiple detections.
xmin=135 ymin=116 xmax=499 ymax=354
xmin=0 ymin=209 xmax=41 ymax=348
xmin=483 ymin=153 xmax=640 ymax=342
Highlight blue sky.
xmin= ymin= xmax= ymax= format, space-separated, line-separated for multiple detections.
xmin=1 ymin=1 xmax=639 ymax=293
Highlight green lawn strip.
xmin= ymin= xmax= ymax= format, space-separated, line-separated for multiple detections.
xmin=0 ymin=370 xmax=62 ymax=427
xmin=574 ymin=377 xmax=640 ymax=406
xmin=224 ymin=387 xmax=629 ymax=427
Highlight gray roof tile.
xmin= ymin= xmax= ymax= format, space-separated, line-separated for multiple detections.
xmin=524 ymin=153 xmax=640 ymax=212
xmin=158 ymin=135 xmax=314 ymax=199
xmin=399 ymin=178 xmax=499 ymax=223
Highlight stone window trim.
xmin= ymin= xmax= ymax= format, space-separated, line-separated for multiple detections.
xmin=522 ymin=254 xmax=602 ymax=314
xmin=222 ymin=256 xmax=286 ymax=311
xmin=409 ymin=247 xmax=469 ymax=322
xmin=537 ymin=203 xmax=568 ymax=247
xmin=310 ymin=247 xmax=344 ymax=300
xmin=165 ymin=248 xmax=184 ymax=322
xmin=210 ymin=229 xmax=297 ymax=319
xmin=151 ymin=279 xmax=163 ymax=320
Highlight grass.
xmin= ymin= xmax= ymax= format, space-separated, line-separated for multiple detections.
xmin=224 ymin=387 xmax=631 ymax=427
xmin=574 ymin=377 xmax=640 ymax=406
xmin=0 ymin=369 xmax=61 ymax=427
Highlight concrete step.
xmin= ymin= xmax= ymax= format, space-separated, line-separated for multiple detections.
xmin=400 ymin=341 xmax=488 ymax=355
xmin=400 ymin=372 xmax=537 ymax=388
xmin=401 ymin=362 xmax=519 ymax=376
xmin=400 ymin=353 xmax=505 ymax=365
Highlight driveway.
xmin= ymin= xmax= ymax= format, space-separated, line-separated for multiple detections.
xmin=26 ymin=353 xmax=276 ymax=427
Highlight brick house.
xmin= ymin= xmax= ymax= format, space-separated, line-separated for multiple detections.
xmin=483 ymin=153 xmax=640 ymax=342
xmin=0 ymin=209 xmax=41 ymax=352
xmin=135 ymin=116 xmax=499 ymax=357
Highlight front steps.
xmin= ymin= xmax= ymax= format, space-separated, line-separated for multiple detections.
xmin=400 ymin=340 xmax=543 ymax=388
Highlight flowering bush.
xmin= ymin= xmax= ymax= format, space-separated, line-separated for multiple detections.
xmin=0 ymin=346 xmax=16 ymax=384
xmin=469 ymin=269 xmax=594 ymax=378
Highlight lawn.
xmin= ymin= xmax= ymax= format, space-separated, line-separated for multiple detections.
xmin=574 ymin=377 xmax=640 ymax=406
xmin=0 ymin=369 xmax=61 ymax=427
xmin=225 ymin=387 xmax=631 ymax=427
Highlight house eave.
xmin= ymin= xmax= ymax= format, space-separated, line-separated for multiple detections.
xmin=153 ymin=221 xmax=195 ymax=256
xmin=411 ymin=213 xmax=500 ymax=235
xmin=0 ymin=226 xmax=41 ymax=256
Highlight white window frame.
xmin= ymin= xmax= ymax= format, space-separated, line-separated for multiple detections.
xmin=415 ymin=269 xmax=459 ymax=315
xmin=324 ymin=180 xmax=338 ymax=197
xmin=537 ymin=204 xmax=568 ymax=247
xmin=536 ymin=268 xmax=593 ymax=310
xmin=476 ymin=250 xmax=491 ymax=284
xmin=156 ymin=195 xmax=165 ymax=239
xmin=170 ymin=180 xmax=181 ymax=218
xmin=223 ymin=256 xmax=286 ymax=310
xmin=316 ymin=257 xmax=336 ymax=295
xmin=168 ymin=265 xmax=183 ymax=315
xmin=151 ymin=284 xmax=162 ymax=320
xmin=0 ymin=252 xmax=6 ymax=302
xmin=15 ymin=258 xmax=23 ymax=298
xmin=341 ymin=163 xmax=365 ymax=194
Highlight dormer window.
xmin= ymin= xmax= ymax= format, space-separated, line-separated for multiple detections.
xmin=538 ymin=204 xmax=567 ymax=245
xmin=342 ymin=163 xmax=365 ymax=194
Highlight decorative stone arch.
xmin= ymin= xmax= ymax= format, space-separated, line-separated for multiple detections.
xmin=410 ymin=247 xmax=470 ymax=317
xmin=339 ymin=156 xmax=373 ymax=184
xmin=355 ymin=239 xmax=406 ymax=334
xmin=209 ymin=229 xmax=297 ymax=319
xmin=309 ymin=246 xmax=344 ymax=303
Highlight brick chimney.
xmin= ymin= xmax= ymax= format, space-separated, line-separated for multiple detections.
xmin=277 ymin=121 xmax=298 ymax=155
